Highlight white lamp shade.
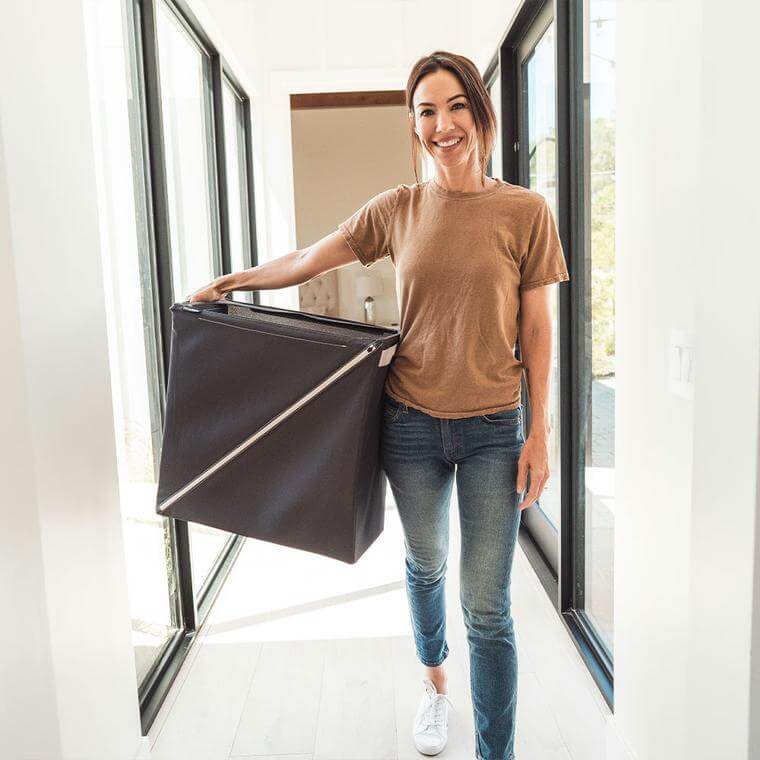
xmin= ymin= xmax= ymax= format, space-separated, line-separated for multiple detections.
xmin=355 ymin=275 xmax=382 ymax=299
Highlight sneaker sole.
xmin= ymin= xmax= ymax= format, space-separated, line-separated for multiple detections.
xmin=414 ymin=738 xmax=447 ymax=755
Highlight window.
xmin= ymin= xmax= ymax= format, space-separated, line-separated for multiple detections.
xmin=582 ymin=0 xmax=616 ymax=658
xmin=84 ymin=0 xmax=180 ymax=690
xmin=155 ymin=0 xmax=231 ymax=596
xmin=86 ymin=0 xmax=258 ymax=730
xmin=222 ymin=77 xmax=254 ymax=303
xmin=513 ymin=2 xmax=564 ymax=577
xmin=493 ymin=0 xmax=615 ymax=705
xmin=156 ymin=0 xmax=220 ymax=302
xmin=487 ymin=71 xmax=503 ymax=180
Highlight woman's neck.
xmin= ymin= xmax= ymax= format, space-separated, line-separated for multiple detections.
xmin=433 ymin=172 xmax=496 ymax=193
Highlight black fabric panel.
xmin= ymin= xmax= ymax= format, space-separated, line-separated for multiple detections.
xmin=155 ymin=299 xmax=399 ymax=564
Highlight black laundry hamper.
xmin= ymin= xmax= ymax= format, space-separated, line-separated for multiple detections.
xmin=155 ymin=298 xmax=400 ymax=564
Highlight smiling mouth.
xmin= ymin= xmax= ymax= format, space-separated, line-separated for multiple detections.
xmin=433 ymin=137 xmax=464 ymax=148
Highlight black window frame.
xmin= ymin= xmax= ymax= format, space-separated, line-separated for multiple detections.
xmin=218 ymin=67 xmax=260 ymax=302
xmin=484 ymin=0 xmax=613 ymax=710
xmin=127 ymin=0 xmax=260 ymax=732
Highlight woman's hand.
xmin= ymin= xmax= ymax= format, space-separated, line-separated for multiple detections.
xmin=187 ymin=279 xmax=226 ymax=304
xmin=516 ymin=433 xmax=550 ymax=511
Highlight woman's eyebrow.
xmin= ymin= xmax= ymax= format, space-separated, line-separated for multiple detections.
xmin=416 ymin=94 xmax=467 ymax=108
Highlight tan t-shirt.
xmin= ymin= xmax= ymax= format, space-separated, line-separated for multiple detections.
xmin=338 ymin=178 xmax=570 ymax=419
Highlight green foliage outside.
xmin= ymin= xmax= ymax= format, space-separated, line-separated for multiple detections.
xmin=590 ymin=117 xmax=615 ymax=378
xmin=523 ymin=117 xmax=615 ymax=378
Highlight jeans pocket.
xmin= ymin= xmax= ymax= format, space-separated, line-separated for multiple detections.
xmin=383 ymin=394 xmax=405 ymax=423
xmin=479 ymin=406 xmax=522 ymax=425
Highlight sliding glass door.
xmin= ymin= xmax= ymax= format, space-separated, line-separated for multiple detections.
xmin=86 ymin=0 xmax=259 ymax=731
xmin=154 ymin=0 xmax=234 ymax=599
xmin=582 ymin=0 xmax=616 ymax=659
xmin=85 ymin=0 xmax=181 ymax=689
xmin=516 ymin=3 xmax=563 ymax=575
xmin=486 ymin=69 xmax=503 ymax=180
xmin=488 ymin=0 xmax=616 ymax=704
xmin=222 ymin=77 xmax=254 ymax=303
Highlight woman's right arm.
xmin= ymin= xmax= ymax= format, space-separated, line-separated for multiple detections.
xmin=188 ymin=230 xmax=358 ymax=303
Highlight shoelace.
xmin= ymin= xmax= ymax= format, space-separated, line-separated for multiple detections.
xmin=419 ymin=691 xmax=454 ymax=732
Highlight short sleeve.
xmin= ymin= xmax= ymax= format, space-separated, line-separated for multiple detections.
xmin=338 ymin=186 xmax=399 ymax=268
xmin=519 ymin=197 xmax=570 ymax=291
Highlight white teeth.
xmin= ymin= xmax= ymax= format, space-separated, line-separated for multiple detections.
xmin=436 ymin=137 xmax=462 ymax=147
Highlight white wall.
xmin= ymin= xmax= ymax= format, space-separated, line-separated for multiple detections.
xmin=615 ymin=1 xmax=760 ymax=759
xmin=0 ymin=2 xmax=145 ymax=758
xmin=614 ymin=2 xmax=699 ymax=756
xmin=687 ymin=1 xmax=760 ymax=758
xmin=0 ymin=115 xmax=63 ymax=760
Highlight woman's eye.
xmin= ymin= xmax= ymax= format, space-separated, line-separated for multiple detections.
xmin=421 ymin=102 xmax=466 ymax=117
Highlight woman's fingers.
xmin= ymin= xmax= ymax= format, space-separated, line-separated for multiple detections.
xmin=520 ymin=476 xmax=542 ymax=509
xmin=186 ymin=282 xmax=223 ymax=303
xmin=516 ymin=456 xmax=529 ymax=495
xmin=517 ymin=464 xmax=550 ymax=510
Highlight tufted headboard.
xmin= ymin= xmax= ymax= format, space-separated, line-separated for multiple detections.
xmin=298 ymin=270 xmax=339 ymax=316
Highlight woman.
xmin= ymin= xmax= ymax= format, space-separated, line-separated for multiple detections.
xmin=190 ymin=50 xmax=569 ymax=760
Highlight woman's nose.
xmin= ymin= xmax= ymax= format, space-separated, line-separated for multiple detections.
xmin=436 ymin=115 xmax=455 ymax=131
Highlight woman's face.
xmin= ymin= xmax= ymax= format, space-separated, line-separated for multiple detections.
xmin=409 ymin=69 xmax=479 ymax=171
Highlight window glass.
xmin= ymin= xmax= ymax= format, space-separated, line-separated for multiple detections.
xmin=525 ymin=22 xmax=563 ymax=533
xmin=156 ymin=0 xmax=230 ymax=593
xmin=489 ymin=72 xmax=503 ymax=180
xmin=583 ymin=0 xmax=617 ymax=656
xmin=156 ymin=0 xmax=218 ymax=300
xmin=84 ymin=0 xmax=179 ymax=685
xmin=222 ymin=80 xmax=253 ymax=303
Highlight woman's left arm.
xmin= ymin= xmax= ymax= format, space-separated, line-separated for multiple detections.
xmin=515 ymin=283 xmax=557 ymax=510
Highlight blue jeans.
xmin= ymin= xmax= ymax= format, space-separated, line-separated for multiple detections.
xmin=381 ymin=392 xmax=523 ymax=760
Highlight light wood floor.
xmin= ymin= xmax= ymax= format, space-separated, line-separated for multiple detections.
xmin=147 ymin=489 xmax=631 ymax=760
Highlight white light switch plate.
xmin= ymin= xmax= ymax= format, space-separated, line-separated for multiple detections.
xmin=669 ymin=329 xmax=695 ymax=399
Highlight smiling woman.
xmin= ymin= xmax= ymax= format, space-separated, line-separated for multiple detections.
xmin=335 ymin=50 xmax=570 ymax=760
xmin=405 ymin=51 xmax=497 ymax=193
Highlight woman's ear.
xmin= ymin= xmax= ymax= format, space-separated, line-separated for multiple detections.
xmin=408 ymin=112 xmax=421 ymax=143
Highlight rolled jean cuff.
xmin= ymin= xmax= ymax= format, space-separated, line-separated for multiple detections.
xmin=419 ymin=642 xmax=449 ymax=667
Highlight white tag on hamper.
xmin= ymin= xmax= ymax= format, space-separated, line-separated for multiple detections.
xmin=378 ymin=346 xmax=396 ymax=367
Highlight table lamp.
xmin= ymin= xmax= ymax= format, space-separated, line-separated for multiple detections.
xmin=355 ymin=276 xmax=382 ymax=324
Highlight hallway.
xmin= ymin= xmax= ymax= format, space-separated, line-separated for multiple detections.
xmin=148 ymin=494 xmax=623 ymax=760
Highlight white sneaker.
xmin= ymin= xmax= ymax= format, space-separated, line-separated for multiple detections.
xmin=412 ymin=678 xmax=453 ymax=756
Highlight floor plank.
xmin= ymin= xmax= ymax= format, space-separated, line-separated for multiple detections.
xmin=150 ymin=640 xmax=261 ymax=760
xmin=313 ymin=637 xmax=397 ymax=760
xmin=231 ymin=639 xmax=327 ymax=757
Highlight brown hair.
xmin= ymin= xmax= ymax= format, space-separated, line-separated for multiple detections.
xmin=405 ymin=50 xmax=497 ymax=185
